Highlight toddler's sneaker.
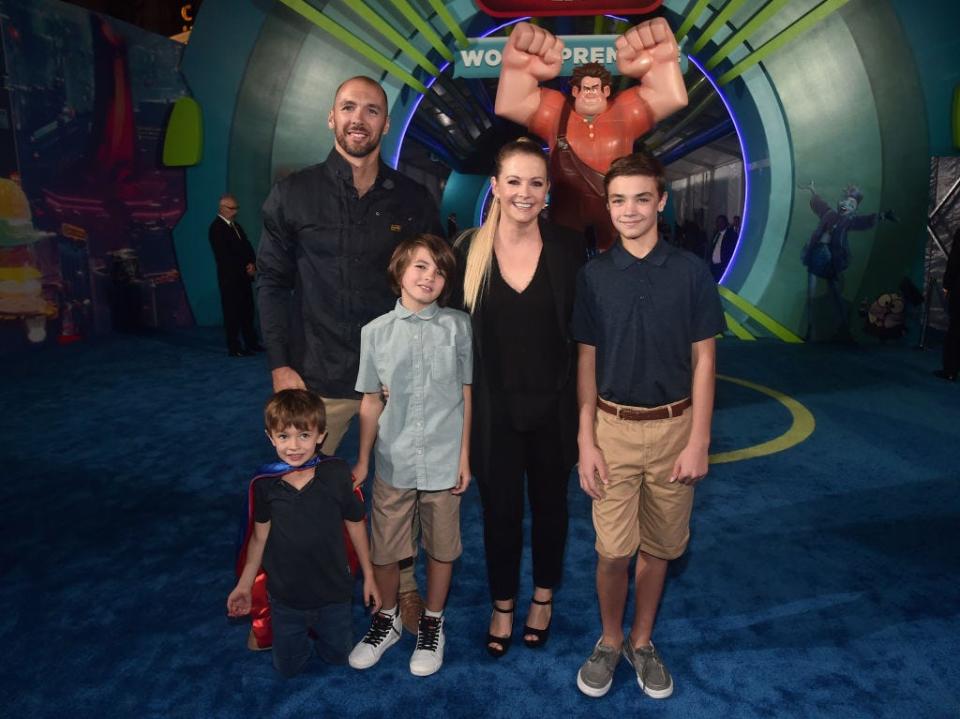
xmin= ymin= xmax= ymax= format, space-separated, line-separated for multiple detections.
xmin=409 ymin=612 xmax=444 ymax=676
xmin=348 ymin=610 xmax=402 ymax=669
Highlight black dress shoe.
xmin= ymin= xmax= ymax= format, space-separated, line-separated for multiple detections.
xmin=933 ymin=369 xmax=957 ymax=381
xmin=228 ymin=350 xmax=244 ymax=357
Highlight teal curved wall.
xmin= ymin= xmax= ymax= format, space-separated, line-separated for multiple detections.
xmin=662 ymin=0 xmax=935 ymax=339
xmin=440 ymin=171 xmax=490 ymax=235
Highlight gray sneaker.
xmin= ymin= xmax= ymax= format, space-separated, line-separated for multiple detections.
xmin=622 ymin=640 xmax=674 ymax=699
xmin=576 ymin=639 xmax=621 ymax=697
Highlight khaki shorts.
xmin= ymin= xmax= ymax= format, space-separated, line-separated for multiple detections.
xmin=370 ymin=476 xmax=462 ymax=564
xmin=319 ymin=397 xmax=361 ymax=455
xmin=592 ymin=402 xmax=694 ymax=560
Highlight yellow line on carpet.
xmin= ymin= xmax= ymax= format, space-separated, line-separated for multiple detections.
xmin=709 ymin=374 xmax=815 ymax=464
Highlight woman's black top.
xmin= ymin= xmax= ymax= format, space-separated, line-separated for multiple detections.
xmin=482 ymin=250 xmax=566 ymax=430
xmin=452 ymin=220 xmax=585 ymax=482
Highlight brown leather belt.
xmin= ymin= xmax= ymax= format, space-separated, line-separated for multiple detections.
xmin=597 ymin=397 xmax=691 ymax=421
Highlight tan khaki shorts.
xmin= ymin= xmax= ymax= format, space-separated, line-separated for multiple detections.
xmin=370 ymin=476 xmax=462 ymax=564
xmin=592 ymin=403 xmax=694 ymax=560
xmin=319 ymin=397 xmax=361 ymax=455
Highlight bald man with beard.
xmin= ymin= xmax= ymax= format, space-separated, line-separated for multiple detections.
xmin=255 ymin=76 xmax=443 ymax=646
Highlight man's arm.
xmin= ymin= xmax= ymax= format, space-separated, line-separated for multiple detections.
xmin=226 ymin=520 xmax=270 ymax=616
xmin=351 ymin=392 xmax=385 ymax=488
xmin=256 ymin=183 xmax=304 ymax=391
xmin=208 ymin=221 xmax=232 ymax=270
xmin=238 ymin=223 xmax=257 ymax=270
xmin=615 ymin=18 xmax=688 ymax=122
xmin=576 ymin=343 xmax=608 ymax=500
xmin=944 ymin=230 xmax=960 ymax=295
xmin=494 ymin=22 xmax=565 ymax=126
xmin=670 ymin=337 xmax=716 ymax=485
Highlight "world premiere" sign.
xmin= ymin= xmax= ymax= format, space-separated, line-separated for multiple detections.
xmin=454 ymin=35 xmax=620 ymax=79
xmin=453 ymin=35 xmax=688 ymax=79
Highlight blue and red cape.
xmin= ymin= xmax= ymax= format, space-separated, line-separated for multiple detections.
xmin=234 ymin=454 xmax=364 ymax=650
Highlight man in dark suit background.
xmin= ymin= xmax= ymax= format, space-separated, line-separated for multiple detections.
xmin=210 ymin=193 xmax=262 ymax=356
xmin=935 ymin=228 xmax=960 ymax=381
xmin=709 ymin=214 xmax=737 ymax=282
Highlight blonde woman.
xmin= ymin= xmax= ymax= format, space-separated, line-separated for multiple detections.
xmin=452 ymin=139 xmax=584 ymax=657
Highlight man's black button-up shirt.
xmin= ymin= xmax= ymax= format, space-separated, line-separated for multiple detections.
xmin=257 ymin=149 xmax=442 ymax=398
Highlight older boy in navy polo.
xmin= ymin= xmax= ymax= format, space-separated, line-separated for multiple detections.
xmin=572 ymin=152 xmax=725 ymax=700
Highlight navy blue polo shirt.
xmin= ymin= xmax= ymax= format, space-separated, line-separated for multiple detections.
xmin=572 ymin=240 xmax=725 ymax=407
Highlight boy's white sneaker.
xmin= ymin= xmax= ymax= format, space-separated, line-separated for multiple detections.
xmin=409 ymin=613 xmax=444 ymax=676
xmin=348 ymin=610 xmax=402 ymax=670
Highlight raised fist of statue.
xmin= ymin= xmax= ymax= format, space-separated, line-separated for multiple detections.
xmin=615 ymin=18 xmax=679 ymax=80
xmin=502 ymin=22 xmax=565 ymax=82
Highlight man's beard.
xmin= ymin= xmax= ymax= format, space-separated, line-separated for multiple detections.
xmin=336 ymin=123 xmax=382 ymax=158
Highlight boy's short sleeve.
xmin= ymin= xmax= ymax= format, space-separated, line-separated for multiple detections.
xmin=333 ymin=463 xmax=364 ymax=522
xmin=253 ymin=480 xmax=271 ymax=523
xmin=691 ymin=262 xmax=727 ymax=341
xmin=456 ymin=314 xmax=473 ymax=384
xmin=571 ymin=266 xmax=598 ymax=345
xmin=355 ymin=323 xmax=381 ymax=394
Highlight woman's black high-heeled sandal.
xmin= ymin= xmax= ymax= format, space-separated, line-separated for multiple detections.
xmin=522 ymin=596 xmax=553 ymax=649
xmin=486 ymin=602 xmax=514 ymax=658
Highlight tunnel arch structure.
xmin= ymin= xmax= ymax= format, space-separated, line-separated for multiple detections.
xmin=175 ymin=0 xmax=946 ymax=340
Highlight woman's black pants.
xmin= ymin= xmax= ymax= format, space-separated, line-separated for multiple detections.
xmin=475 ymin=417 xmax=571 ymax=602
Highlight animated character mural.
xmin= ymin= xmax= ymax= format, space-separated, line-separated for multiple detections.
xmin=0 ymin=1 xmax=192 ymax=352
xmin=799 ymin=181 xmax=897 ymax=340
xmin=862 ymin=292 xmax=906 ymax=340
xmin=494 ymin=19 xmax=687 ymax=253
xmin=0 ymin=178 xmax=57 ymax=343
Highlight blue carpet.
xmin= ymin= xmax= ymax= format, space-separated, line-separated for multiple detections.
xmin=2 ymin=330 xmax=958 ymax=718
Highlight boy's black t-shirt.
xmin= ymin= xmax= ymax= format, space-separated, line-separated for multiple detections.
xmin=253 ymin=459 xmax=364 ymax=609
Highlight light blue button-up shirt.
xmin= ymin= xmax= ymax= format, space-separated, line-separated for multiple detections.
xmin=356 ymin=300 xmax=473 ymax=491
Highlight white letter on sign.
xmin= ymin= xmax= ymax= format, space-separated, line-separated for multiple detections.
xmin=460 ymin=48 xmax=485 ymax=67
xmin=484 ymin=48 xmax=502 ymax=67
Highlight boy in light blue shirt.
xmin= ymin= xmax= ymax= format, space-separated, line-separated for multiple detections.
xmin=348 ymin=234 xmax=472 ymax=677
